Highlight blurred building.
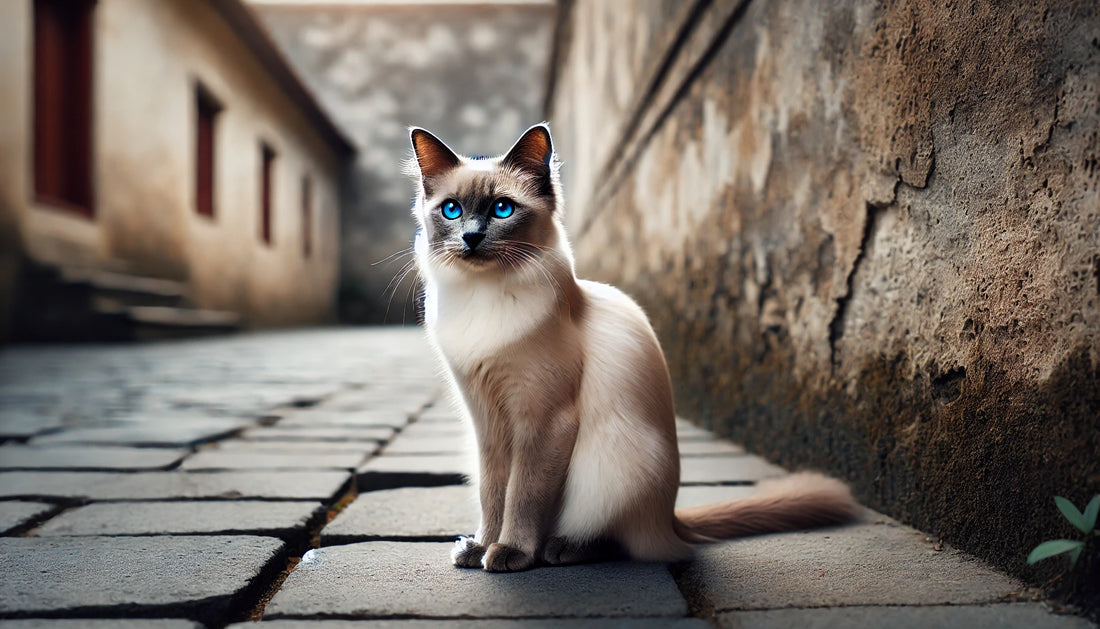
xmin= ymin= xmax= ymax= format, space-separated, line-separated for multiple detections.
xmin=252 ymin=0 xmax=554 ymax=323
xmin=0 ymin=0 xmax=354 ymax=342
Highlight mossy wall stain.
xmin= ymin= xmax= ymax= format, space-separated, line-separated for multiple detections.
xmin=548 ymin=0 xmax=1099 ymax=609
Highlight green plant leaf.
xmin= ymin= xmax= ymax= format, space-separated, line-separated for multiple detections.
xmin=1028 ymin=539 xmax=1084 ymax=565
xmin=1055 ymin=496 xmax=1090 ymax=534
xmin=1069 ymin=544 xmax=1083 ymax=567
xmin=1083 ymin=495 xmax=1099 ymax=532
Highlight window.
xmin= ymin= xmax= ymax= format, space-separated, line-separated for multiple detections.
xmin=194 ymin=84 xmax=221 ymax=218
xmin=33 ymin=0 xmax=95 ymax=216
xmin=301 ymin=175 xmax=312 ymax=258
xmin=260 ymin=142 xmax=275 ymax=245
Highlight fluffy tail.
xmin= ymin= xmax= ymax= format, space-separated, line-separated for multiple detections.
xmin=675 ymin=472 xmax=860 ymax=541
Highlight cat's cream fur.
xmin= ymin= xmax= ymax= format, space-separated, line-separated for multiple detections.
xmin=410 ymin=123 xmax=858 ymax=572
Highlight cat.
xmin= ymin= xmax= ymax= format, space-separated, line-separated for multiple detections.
xmin=408 ymin=123 xmax=859 ymax=572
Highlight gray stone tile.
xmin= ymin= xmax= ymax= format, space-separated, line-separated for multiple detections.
xmin=232 ymin=620 xmax=710 ymax=628
xmin=0 ymin=500 xmax=55 ymax=534
xmin=276 ymin=409 xmax=412 ymax=429
xmin=678 ymin=439 xmax=745 ymax=456
xmin=680 ymin=455 xmax=784 ymax=484
xmin=676 ymin=485 xmax=756 ymax=508
xmin=264 ymin=541 xmax=688 ymax=619
xmin=717 ymin=604 xmax=1096 ymax=629
xmin=678 ymin=523 xmax=1024 ymax=610
xmin=242 ymin=426 xmax=395 ymax=444
xmin=0 ymin=471 xmax=351 ymax=501
xmin=675 ymin=420 xmax=716 ymax=441
xmin=0 ymin=536 xmax=284 ymax=623
xmin=357 ymin=455 xmax=470 ymax=490
xmin=181 ymin=450 xmax=366 ymax=471
xmin=0 ymin=409 xmax=64 ymax=440
xmin=398 ymin=424 xmax=466 ymax=440
xmin=214 ymin=440 xmax=380 ymax=454
xmin=383 ymin=435 xmax=467 ymax=456
xmin=318 ymin=392 xmax=423 ymax=415
xmin=322 ymin=486 xmax=477 ymax=544
xmin=0 ymin=445 xmax=187 ymax=471
xmin=414 ymin=405 xmax=463 ymax=423
xmin=2 ymin=621 xmax=204 ymax=628
xmin=30 ymin=419 xmax=249 ymax=447
xmin=34 ymin=500 xmax=325 ymax=540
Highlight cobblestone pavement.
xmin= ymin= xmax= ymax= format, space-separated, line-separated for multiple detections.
xmin=0 ymin=328 xmax=1093 ymax=628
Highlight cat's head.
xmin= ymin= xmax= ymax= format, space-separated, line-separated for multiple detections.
xmin=408 ymin=124 xmax=568 ymax=280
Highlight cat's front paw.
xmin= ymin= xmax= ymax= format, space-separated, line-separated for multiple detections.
xmin=482 ymin=542 xmax=535 ymax=572
xmin=451 ymin=536 xmax=486 ymax=569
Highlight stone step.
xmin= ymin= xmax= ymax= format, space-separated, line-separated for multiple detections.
xmin=93 ymin=305 xmax=242 ymax=341
xmin=61 ymin=267 xmax=191 ymax=308
xmin=13 ymin=259 xmax=244 ymax=342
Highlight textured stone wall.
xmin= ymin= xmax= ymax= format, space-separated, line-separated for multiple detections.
xmin=548 ymin=0 xmax=1099 ymax=595
xmin=254 ymin=2 xmax=554 ymax=323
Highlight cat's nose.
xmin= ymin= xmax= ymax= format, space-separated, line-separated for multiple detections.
xmin=462 ymin=232 xmax=486 ymax=251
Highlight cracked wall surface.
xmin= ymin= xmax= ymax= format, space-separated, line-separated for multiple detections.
xmin=547 ymin=0 xmax=1099 ymax=595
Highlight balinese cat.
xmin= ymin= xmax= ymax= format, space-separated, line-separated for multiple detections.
xmin=409 ymin=123 xmax=858 ymax=572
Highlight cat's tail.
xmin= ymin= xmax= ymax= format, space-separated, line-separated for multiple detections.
xmin=674 ymin=472 xmax=860 ymax=542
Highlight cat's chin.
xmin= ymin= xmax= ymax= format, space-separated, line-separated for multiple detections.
xmin=455 ymin=253 xmax=500 ymax=272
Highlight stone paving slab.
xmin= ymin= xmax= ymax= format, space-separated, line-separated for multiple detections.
xmin=322 ymin=486 xmax=476 ymax=544
xmin=717 ymin=604 xmax=1096 ymax=629
xmin=264 ymin=541 xmax=689 ymax=619
xmin=677 ymin=523 xmax=1025 ymax=611
xmin=30 ymin=419 xmax=249 ymax=448
xmin=233 ymin=619 xmax=710 ymax=628
xmin=242 ymin=426 xmax=395 ymax=444
xmin=0 ymin=500 xmax=55 ymax=534
xmin=397 ymin=424 xmax=466 ymax=439
xmin=0 ymin=535 xmax=285 ymax=623
xmin=181 ymin=450 xmax=366 ymax=471
xmin=317 ymin=392 xmax=425 ymax=415
xmin=0 ymin=410 xmax=64 ymax=441
xmin=675 ymin=421 xmax=717 ymax=442
xmin=276 ymin=409 xmax=413 ymax=430
xmin=213 ymin=440 xmax=381 ymax=455
xmin=34 ymin=500 xmax=326 ymax=540
xmin=677 ymin=440 xmax=745 ymax=456
xmin=357 ymin=455 xmax=469 ymax=490
xmin=0 ymin=471 xmax=351 ymax=502
xmin=679 ymin=454 xmax=785 ymax=484
xmin=0 ymin=445 xmax=188 ymax=471
xmin=414 ymin=407 xmax=463 ymax=423
xmin=2 ymin=621 xmax=204 ymax=628
xmin=675 ymin=485 xmax=756 ymax=508
xmin=383 ymin=435 xmax=466 ymax=456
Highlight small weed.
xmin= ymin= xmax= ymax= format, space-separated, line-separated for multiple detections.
xmin=1028 ymin=495 xmax=1099 ymax=568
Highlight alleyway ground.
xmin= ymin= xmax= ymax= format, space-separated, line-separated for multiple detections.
xmin=0 ymin=328 xmax=1093 ymax=628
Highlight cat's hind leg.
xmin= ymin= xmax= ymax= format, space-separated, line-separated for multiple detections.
xmin=540 ymin=536 xmax=624 ymax=566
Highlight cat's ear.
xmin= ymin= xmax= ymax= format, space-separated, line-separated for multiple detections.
xmin=410 ymin=127 xmax=460 ymax=196
xmin=502 ymin=123 xmax=554 ymax=172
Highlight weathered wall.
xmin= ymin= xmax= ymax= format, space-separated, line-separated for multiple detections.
xmin=255 ymin=1 xmax=554 ymax=323
xmin=0 ymin=0 xmax=345 ymax=328
xmin=549 ymin=0 xmax=1099 ymax=595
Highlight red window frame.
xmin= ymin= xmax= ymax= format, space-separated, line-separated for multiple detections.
xmin=33 ymin=0 xmax=96 ymax=216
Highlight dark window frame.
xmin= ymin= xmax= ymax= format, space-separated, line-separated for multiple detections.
xmin=33 ymin=0 xmax=96 ymax=217
xmin=260 ymin=142 xmax=276 ymax=245
xmin=301 ymin=174 xmax=312 ymax=258
xmin=194 ymin=82 xmax=222 ymax=218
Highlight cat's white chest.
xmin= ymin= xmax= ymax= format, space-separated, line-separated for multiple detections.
xmin=424 ymin=277 xmax=555 ymax=365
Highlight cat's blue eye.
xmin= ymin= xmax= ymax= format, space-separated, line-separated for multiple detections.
xmin=492 ymin=199 xmax=514 ymax=219
xmin=440 ymin=200 xmax=462 ymax=220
